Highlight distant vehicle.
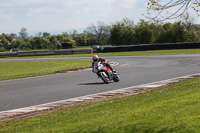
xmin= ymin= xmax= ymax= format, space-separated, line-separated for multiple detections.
xmin=10 ymin=48 xmax=20 ymax=52
xmin=91 ymin=45 xmax=100 ymax=49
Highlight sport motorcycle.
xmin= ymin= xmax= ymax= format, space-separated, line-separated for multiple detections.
xmin=93 ymin=61 xmax=120 ymax=83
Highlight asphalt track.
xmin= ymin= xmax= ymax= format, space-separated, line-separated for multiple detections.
xmin=1 ymin=54 xmax=200 ymax=112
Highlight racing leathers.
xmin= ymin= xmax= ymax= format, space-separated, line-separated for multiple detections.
xmin=92 ymin=57 xmax=114 ymax=73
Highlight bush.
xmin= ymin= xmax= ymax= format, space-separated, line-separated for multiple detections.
xmin=0 ymin=47 xmax=6 ymax=52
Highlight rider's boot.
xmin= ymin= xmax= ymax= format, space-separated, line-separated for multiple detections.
xmin=113 ymin=69 xmax=117 ymax=74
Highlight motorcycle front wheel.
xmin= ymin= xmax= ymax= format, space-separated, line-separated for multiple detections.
xmin=99 ymin=72 xmax=109 ymax=84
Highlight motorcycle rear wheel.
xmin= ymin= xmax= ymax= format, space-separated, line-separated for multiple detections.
xmin=113 ymin=74 xmax=120 ymax=82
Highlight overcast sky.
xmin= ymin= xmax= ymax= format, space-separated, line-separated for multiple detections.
xmin=0 ymin=0 xmax=199 ymax=35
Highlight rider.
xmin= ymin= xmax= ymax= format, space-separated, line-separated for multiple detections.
xmin=92 ymin=55 xmax=115 ymax=73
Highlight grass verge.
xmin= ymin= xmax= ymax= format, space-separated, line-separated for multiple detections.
xmin=1 ymin=49 xmax=200 ymax=81
xmin=0 ymin=60 xmax=91 ymax=81
xmin=0 ymin=77 xmax=200 ymax=132
xmin=1 ymin=49 xmax=200 ymax=59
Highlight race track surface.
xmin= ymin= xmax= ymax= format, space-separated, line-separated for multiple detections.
xmin=1 ymin=54 xmax=200 ymax=111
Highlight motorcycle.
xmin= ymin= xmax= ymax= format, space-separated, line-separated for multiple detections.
xmin=93 ymin=61 xmax=120 ymax=83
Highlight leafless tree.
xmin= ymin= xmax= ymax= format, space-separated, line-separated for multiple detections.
xmin=19 ymin=28 xmax=28 ymax=40
xmin=36 ymin=32 xmax=42 ymax=37
xmin=179 ymin=12 xmax=196 ymax=26
xmin=84 ymin=21 xmax=111 ymax=45
xmin=121 ymin=17 xmax=134 ymax=26
xmin=146 ymin=0 xmax=200 ymax=21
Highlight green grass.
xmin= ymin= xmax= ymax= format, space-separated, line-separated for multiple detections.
xmin=1 ymin=76 xmax=200 ymax=132
xmin=1 ymin=49 xmax=200 ymax=81
xmin=1 ymin=49 xmax=200 ymax=59
xmin=0 ymin=60 xmax=91 ymax=81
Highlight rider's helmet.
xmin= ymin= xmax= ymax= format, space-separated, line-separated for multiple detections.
xmin=93 ymin=55 xmax=99 ymax=61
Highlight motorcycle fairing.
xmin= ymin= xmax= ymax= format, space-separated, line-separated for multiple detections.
xmin=102 ymin=67 xmax=111 ymax=73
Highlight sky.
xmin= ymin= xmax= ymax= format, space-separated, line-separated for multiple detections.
xmin=0 ymin=0 xmax=199 ymax=35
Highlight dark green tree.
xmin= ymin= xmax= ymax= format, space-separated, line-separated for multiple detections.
xmin=134 ymin=20 xmax=153 ymax=44
xmin=29 ymin=37 xmax=44 ymax=49
xmin=42 ymin=32 xmax=51 ymax=37
xmin=110 ymin=22 xmax=135 ymax=45
xmin=156 ymin=22 xmax=187 ymax=43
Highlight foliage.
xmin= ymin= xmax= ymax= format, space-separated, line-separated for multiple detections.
xmin=110 ymin=19 xmax=200 ymax=45
xmin=155 ymin=22 xmax=185 ymax=43
xmin=71 ymin=31 xmax=88 ymax=46
xmin=84 ymin=21 xmax=111 ymax=45
xmin=134 ymin=20 xmax=153 ymax=44
xmin=110 ymin=22 xmax=135 ymax=45
xmin=147 ymin=0 xmax=200 ymax=21
xmin=0 ymin=20 xmax=200 ymax=51
xmin=29 ymin=37 xmax=44 ymax=49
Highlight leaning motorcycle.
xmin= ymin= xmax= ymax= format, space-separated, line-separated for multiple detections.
xmin=93 ymin=61 xmax=120 ymax=83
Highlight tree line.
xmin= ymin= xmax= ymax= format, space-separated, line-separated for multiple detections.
xmin=0 ymin=19 xmax=200 ymax=52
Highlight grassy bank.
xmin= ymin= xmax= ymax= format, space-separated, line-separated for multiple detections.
xmin=1 ymin=76 xmax=200 ymax=132
xmin=1 ymin=49 xmax=200 ymax=59
xmin=0 ymin=60 xmax=91 ymax=81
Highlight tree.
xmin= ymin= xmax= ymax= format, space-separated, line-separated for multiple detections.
xmin=0 ymin=34 xmax=11 ymax=50
xmin=134 ymin=20 xmax=154 ymax=44
xmin=84 ymin=21 xmax=111 ymax=45
xmin=155 ymin=22 xmax=187 ymax=43
xmin=29 ymin=37 xmax=44 ymax=49
xmin=17 ymin=38 xmax=30 ymax=50
xmin=110 ymin=22 xmax=135 ymax=45
xmin=10 ymin=33 xmax=17 ymax=38
xmin=147 ymin=0 xmax=200 ymax=21
xmin=121 ymin=17 xmax=134 ymax=26
xmin=71 ymin=32 xmax=88 ymax=46
xmin=19 ymin=28 xmax=28 ymax=40
xmin=43 ymin=36 xmax=51 ymax=49
xmin=55 ymin=33 xmax=77 ymax=48
xmin=85 ymin=33 xmax=99 ymax=46
xmin=42 ymin=32 xmax=51 ymax=37
xmin=36 ymin=32 xmax=42 ymax=37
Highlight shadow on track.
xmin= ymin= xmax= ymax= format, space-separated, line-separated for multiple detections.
xmin=78 ymin=82 xmax=106 ymax=85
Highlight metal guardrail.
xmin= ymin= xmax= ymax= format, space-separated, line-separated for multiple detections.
xmin=101 ymin=42 xmax=200 ymax=53
xmin=0 ymin=48 xmax=93 ymax=57
xmin=1 ymin=42 xmax=200 ymax=57
xmin=0 ymin=52 xmax=18 ymax=57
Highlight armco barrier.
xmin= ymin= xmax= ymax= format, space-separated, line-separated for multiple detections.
xmin=0 ymin=52 xmax=18 ymax=57
xmin=18 ymin=50 xmax=55 ymax=56
xmin=55 ymin=48 xmax=92 ymax=55
xmin=101 ymin=42 xmax=200 ymax=53
xmin=1 ymin=42 xmax=200 ymax=57
xmin=0 ymin=48 xmax=93 ymax=57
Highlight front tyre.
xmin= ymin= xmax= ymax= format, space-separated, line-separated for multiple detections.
xmin=99 ymin=72 xmax=109 ymax=84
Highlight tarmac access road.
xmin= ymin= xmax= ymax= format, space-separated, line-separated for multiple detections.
xmin=1 ymin=54 xmax=200 ymax=112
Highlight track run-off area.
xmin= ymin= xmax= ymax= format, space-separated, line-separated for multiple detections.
xmin=1 ymin=54 xmax=200 ymax=118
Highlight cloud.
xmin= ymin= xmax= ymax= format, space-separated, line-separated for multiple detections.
xmin=27 ymin=6 xmax=62 ymax=17
xmin=0 ymin=11 xmax=15 ymax=20
xmin=122 ymin=0 xmax=137 ymax=9
xmin=0 ymin=0 xmax=153 ymax=33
